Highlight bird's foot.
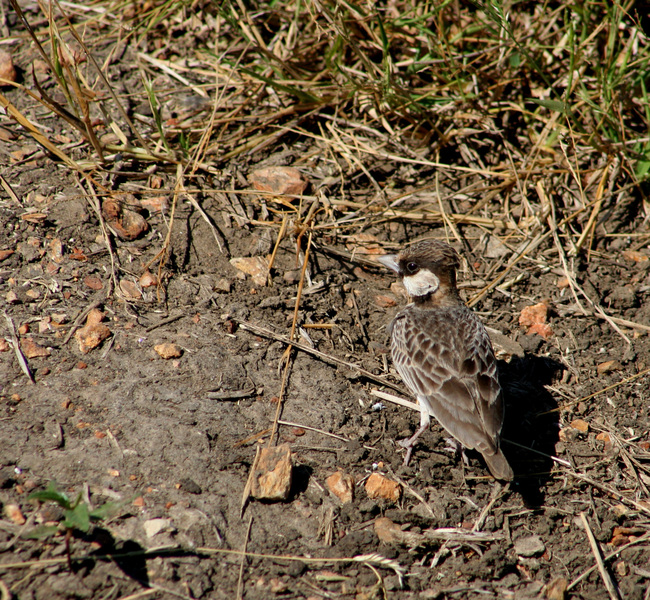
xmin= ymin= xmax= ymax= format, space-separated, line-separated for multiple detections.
xmin=398 ymin=441 xmax=414 ymax=465
xmin=397 ymin=421 xmax=430 ymax=466
xmin=398 ymin=434 xmax=420 ymax=466
xmin=443 ymin=437 xmax=468 ymax=464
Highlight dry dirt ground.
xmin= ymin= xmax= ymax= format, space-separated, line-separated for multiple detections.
xmin=1 ymin=10 xmax=650 ymax=600
xmin=1 ymin=154 xmax=650 ymax=600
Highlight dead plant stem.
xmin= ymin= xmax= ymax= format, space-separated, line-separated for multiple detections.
xmin=236 ymin=516 xmax=253 ymax=600
xmin=3 ymin=312 xmax=34 ymax=383
xmin=268 ymin=229 xmax=313 ymax=447
xmin=579 ymin=512 xmax=622 ymax=600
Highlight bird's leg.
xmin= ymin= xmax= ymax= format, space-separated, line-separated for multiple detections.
xmin=443 ymin=437 xmax=467 ymax=463
xmin=398 ymin=404 xmax=430 ymax=466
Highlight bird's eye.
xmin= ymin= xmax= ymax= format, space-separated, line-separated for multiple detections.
xmin=406 ymin=262 xmax=418 ymax=274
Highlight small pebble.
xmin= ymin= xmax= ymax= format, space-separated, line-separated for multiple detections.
xmin=514 ymin=534 xmax=545 ymax=557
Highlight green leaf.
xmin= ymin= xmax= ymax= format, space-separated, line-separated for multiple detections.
xmin=22 ymin=524 xmax=59 ymax=540
xmin=64 ymin=502 xmax=91 ymax=533
xmin=376 ymin=12 xmax=389 ymax=54
xmin=636 ymin=160 xmax=650 ymax=179
xmin=28 ymin=482 xmax=72 ymax=510
xmin=509 ymin=52 xmax=521 ymax=67
xmin=530 ymin=98 xmax=569 ymax=114
xmin=238 ymin=66 xmax=320 ymax=103
xmin=90 ymin=501 xmax=124 ymax=522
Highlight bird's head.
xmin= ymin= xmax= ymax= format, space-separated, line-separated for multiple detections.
xmin=378 ymin=240 xmax=461 ymax=304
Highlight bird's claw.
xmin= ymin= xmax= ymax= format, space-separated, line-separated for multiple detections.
xmin=398 ymin=438 xmax=415 ymax=465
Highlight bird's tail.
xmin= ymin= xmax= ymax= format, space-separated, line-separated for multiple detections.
xmin=483 ymin=448 xmax=514 ymax=481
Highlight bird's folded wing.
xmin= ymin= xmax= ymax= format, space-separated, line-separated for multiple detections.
xmin=391 ymin=312 xmax=503 ymax=454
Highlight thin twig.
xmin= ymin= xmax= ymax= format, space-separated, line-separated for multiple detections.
xmin=233 ymin=320 xmax=404 ymax=393
xmin=145 ymin=313 xmax=185 ymax=332
xmin=277 ymin=420 xmax=350 ymax=442
xmin=62 ymin=295 xmax=105 ymax=345
xmin=566 ymin=471 xmax=650 ymax=518
xmin=0 ymin=174 xmax=22 ymax=206
xmin=568 ymin=530 xmax=650 ymax=591
xmin=269 ymin=229 xmax=313 ymax=447
xmin=579 ymin=512 xmax=622 ymax=600
xmin=240 ymin=445 xmax=261 ymax=517
xmin=559 ymin=307 xmax=650 ymax=333
xmin=207 ymin=387 xmax=256 ymax=400
xmin=540 ymin=367 xmax=650 ymax=415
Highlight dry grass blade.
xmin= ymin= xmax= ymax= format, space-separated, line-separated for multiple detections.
xmin=3 ymin=312 xmax=34 ymax=383
xmin=265 ymin=215 xmax=288 ymax=284
xmin=350 ymin=554 xmax=405 ymax=587
xmin=236 ymin=516 xmax=253 ymax=600
xmin=47 ymin=0 xmax=152 ymax=153
xmin=75 ymin=175 xmax=118 ymax=294
xmin=234 ymin=319 xmax=403 ymax=393
xmin=8 ymin=0 xmax=102 ymax=157
xmin=268 ymin=229 xmax=313 ymax=447
xmin=566 ymin=472 xmax=650 ymax=518
xmin=370 ymin=388 xmax=419 ymax=412
xmin=568 ymin=530 xmax=650 ymax=591
xmin=3 ymin=1 xmax=650 ymax=597
xmin=61 ymin=295 xmax=106 ymax=345
xmin=579 ymin=512 xmax=622 ymax=600
xmin=137 ymin=52 xmax=208 ymax=98
xmin=0 ymin=91 xmax=79 ymax=169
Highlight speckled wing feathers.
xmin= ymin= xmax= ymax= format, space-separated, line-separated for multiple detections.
xmin=390 ymin=305 xmax=504 ymax=457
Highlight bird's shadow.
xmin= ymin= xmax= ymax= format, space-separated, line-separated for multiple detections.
xmin=498 ymin=354 xmax=564 ymax=507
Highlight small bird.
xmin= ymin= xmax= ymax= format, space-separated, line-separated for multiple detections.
xmin=378 ymin=240 xmax=513 ymax=481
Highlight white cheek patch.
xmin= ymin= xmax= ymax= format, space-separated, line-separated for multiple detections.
xmin=403 ymin=270 xmax=440 ymax=297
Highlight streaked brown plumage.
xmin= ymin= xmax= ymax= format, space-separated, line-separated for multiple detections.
xmin=378 ymin=240 xmax=513 ymax=481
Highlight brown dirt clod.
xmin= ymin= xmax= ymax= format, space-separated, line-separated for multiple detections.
xmin=326 ymin=470 xmax=355 ymax=504
xmin=364 ymin=473 xmax=401 ymax=503
xmin=75 ymin=309 xmax=111 ymax=354
xmin=154 ymin=343 xmax=182 ymax=359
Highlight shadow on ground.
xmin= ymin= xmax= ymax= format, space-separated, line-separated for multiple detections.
xmin=500 ymin=355 xmax=564 ymax=507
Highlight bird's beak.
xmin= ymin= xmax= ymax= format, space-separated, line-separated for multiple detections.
xmin=377 ymin=254 xmax=400 ymax=273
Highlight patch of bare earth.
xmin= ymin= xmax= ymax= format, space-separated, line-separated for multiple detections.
xmin=1 ymin=2 xmax=650 ymax=599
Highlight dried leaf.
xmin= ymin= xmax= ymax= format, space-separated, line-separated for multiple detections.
xmin=250 ymin=166 xmax=308 ymax=197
